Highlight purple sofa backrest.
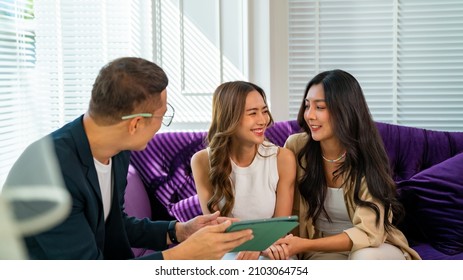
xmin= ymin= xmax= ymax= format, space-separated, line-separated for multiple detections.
xmin=376 ymin=122 xmax=463 ymax=182
xmin=129 ymin=121 xmax=302 ymax=221
xmin=129 ymin=120 xmax=463 ymax=222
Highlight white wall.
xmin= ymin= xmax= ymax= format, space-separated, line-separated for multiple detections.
xmin=247 ymin=0 xmax=290 ymax=121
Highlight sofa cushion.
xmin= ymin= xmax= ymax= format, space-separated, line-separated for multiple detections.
xmin=411 ymin=243 xmax=463 ymax=260
xmin=398 ymin=152 xmax=463 ymax=256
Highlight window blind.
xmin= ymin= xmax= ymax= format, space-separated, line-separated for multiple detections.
xmin=0 ymin=0 xmax=36 ymax=186
xmin=0 ymin=0 xmax=247 ymax=185
xmin=288 ymin=0 xmax=463 ymax=131
xmin=0 ymin=0 xmax=152 ymax=186
xmin=34 ymin=0 xmax=153 ymax=127
xmin=397 ymin=0 xmax=463 ymax=129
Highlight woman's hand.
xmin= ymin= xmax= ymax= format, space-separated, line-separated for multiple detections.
xmin=235 ymin=251 xmax=261 ymax=260
xmin=262 ymin=234 xmax=297 ymax=260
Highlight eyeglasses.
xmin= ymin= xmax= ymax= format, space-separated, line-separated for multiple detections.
xmin=121 ymin=103 xmax=175 ymax=127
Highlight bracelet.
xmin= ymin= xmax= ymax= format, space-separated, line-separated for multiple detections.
xmin=168 ymin=220 xmax=179 ymax=244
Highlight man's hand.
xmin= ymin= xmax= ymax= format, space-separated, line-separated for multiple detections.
xmin=162 ymin=220 xmax=253 ymax=260
xmin=176 ymin=211 xmax=238 ymax=242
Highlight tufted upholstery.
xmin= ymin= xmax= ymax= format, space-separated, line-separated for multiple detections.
xmin=124 ymin=120 xmax=463 ymax=259
xmin=129 ymin=132 xmax=206 ymax=222
xmin=376 ymin=122 xmax=463 ymax=182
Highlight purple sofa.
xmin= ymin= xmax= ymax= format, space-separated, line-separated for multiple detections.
xmin=124 ymin=120 xmax=463 ymax=259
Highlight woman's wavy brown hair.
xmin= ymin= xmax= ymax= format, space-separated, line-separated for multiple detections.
xmin=206 ymin=81 xmax=273 ymax=216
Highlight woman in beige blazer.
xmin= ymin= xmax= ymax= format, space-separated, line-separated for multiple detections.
xmin=264 ymin=70 xmax=420 ymax=260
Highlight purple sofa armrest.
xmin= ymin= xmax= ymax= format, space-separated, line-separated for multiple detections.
xmin=130 ymin=132 xmax=207 ymax=222
xmin=124 ymin=165 xmax=151 ymax=219
xmin=169 ymin=195 xmax=203 ymax=222
xmin=124 ymin=165 xmax=155 ymax=257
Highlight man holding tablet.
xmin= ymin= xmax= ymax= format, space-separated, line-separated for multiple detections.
xmin=4 ymin=57 xmax=253 ymax=260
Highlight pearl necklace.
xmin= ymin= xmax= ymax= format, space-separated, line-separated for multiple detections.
xmin=322 ymin=151 xmax=347 ymax=163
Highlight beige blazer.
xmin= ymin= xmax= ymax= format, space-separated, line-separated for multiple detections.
xmin=285 ymin=133 xmax=421 ymax=260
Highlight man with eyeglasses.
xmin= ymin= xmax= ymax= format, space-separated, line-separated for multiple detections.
xmin=5 ymin=57 xmax=253 ymax=260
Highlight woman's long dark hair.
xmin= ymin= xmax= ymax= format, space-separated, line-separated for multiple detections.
xmin=296 ymin=69 xmax=403 ymax=231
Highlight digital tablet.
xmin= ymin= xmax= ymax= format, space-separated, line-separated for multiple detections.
xmin=225 ymin=215 xmax=299 ymax=252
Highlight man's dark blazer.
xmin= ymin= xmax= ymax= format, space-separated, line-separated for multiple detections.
xmin=14 ymin=115 xmax=170 ymax=259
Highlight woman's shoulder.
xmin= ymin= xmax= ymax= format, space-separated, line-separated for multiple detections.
xmin=191 ymin=148 xmax=209 ymax=165
xmin=259 ymin=140 xmax=279 ymax=156
xmin=284 ymin=132 xmax=309 ymax=152
xmin=286 ymin=132 xmax=308 ymax=141
xmin=276 ymin=145 xmax=296 ymax=166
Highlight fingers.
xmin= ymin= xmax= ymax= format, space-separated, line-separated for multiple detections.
xmin=235 ymin=251 xmax=245 ymax=260
xmin=200 ymin=211 xmax=220 ymax=223
xmin=210 ymin=210 xmax=220 ymax=219
xmin=203 ymin=221 xmax=253 ymax=256
xmin=279 ymin=243 xmax=290 ymax=259
xmin=274 ymin=237 xmax=288 ymax=245
xmin=235 ymin=251 xmax=261 ymax=260
xmin=224 ymin=228 xmax=253 ymax=242
xmin=262 ymin=248 xmax=275 ymax=260
xmin=207 ymin=219 xmax=232 ymax=233
xmin=196 ymin=220 xmax=252 ymax=243
xmin=269 ymin=245 xmax=283 ymax=260
xmin=191 ymin=211 xmax=221 ymax=227
xmin=216 ymin=216 xmax=240 ymax=224
xmin=222 ymin=232 xmax=254 ymax=252
xmin=266 ymin=244 xmax=288 ymax=260
xmin=273 ymin=234 xmax=293 ymax=246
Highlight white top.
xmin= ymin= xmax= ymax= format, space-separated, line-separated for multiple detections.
xmin=217 ymin=141 xmax=279 ymax=220
xmin=315 ymin=187 xmax=353 ymax=236
xmin=215 ymin=141 xmax=279 ymax=259
xmin=93 ymin=158 xmax=113 ymax=221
